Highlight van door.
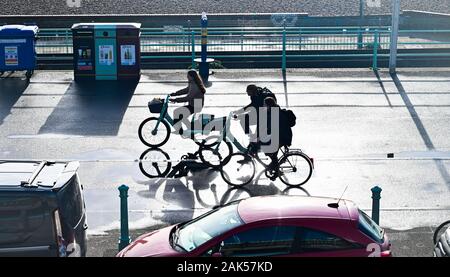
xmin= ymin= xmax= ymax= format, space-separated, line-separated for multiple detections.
xmin=0 ymin=193 xmax=57 ymax=257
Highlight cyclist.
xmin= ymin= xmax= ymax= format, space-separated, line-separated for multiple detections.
xmin=170 ymin=70 xmax=206 ymax=135
xmin=233 ymin=84 xmax=277 ymax=147
xmin=259 ymin=97 xmax=296 ymax=172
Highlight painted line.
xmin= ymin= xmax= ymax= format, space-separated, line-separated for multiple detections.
xmin=25 ymin=78 xmax=450 ymax=84
xmin=87 ymin=207 xmax=450 ymax=213
xmin=2 ymin=157 xmax=450 ymax=164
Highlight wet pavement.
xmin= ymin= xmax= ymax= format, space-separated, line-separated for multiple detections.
xmin=1 ymin=68 xmax=450 ymax=256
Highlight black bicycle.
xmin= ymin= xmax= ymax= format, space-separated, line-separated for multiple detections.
xmin=221 ymin=145 xmax=314 ymax=188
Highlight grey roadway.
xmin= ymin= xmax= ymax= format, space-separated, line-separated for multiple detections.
xmin=1 ymin=68 xmax=449 ymax=256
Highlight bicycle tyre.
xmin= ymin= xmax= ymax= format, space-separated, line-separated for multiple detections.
xmin=138 ymin=117 xmax=171 ymax=148
xmin=433 ymin=220 xmax=450 ymax=245
xmin=278 ymin=152 xmax=313 ymax=187
xmin=139 ymin=148 xmax=172 ymax=178
xmin=220 ymin=153 xmax=256 ymax=187
xmin=199 ymin=136 xmax=233 ymax=169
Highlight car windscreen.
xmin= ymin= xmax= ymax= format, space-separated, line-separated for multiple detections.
xmin=0 ymin=194 xmax=54 ymax=247
xmin=358 ymin=209 xmax=384 ymax=243
xmin=176 ymin=203 xmax=244 ymax=252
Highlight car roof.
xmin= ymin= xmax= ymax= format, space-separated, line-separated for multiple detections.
xmin=0 ymin=160 xmax=79 ymax=190
xmin=237 ymin=195 xmax=359 ymax=223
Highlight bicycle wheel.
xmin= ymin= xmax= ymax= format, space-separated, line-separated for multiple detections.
xmin=199 ymin=136 xmax=233 ymax=169
xmin=221 ymin=153 xmax=256 ymax=187
xmin=138 ymin=117 xmax=171 ymax=148
xmin=433 ymin=220 xmax=450 ymax=245
xmin=139 ymin=148 xmax=172 ymax=178
xmin=277 ymin=152 xmax=313 ymax=187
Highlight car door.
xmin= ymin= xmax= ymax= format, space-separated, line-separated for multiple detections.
xmin=290 ymin=227 xmax=368 ymax=257
xmin=202 ymin=225 xmax=297 ymax=257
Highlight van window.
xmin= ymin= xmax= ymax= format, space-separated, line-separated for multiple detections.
xmin=0 ymin=196 xmax=52 ymax=246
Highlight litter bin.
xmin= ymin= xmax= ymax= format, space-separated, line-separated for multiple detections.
xmin=117 ymin=24 xmax=141 ymax=81
xmin=72 ymin=23 xmax=141 ymax=81
xmin=0 ymin=25 xmax=38 ymax=79
xmin=72 ymin=24 xmax=95 ymax=81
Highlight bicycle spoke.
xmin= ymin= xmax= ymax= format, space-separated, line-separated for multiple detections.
xmin=278 ymin=153 xmax=313 ymax=187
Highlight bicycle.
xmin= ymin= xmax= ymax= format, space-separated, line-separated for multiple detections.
xmin=221 ymin=145 xmax=314 ymax=188
xmin=139 ymin=148 xmax=211 ymax=179
xmin=138 ymin=95 xmax=233 ymax=169
xmin=197 ymin=112 xmax=314 ymax=187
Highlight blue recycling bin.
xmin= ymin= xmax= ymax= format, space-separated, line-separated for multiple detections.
xmin=0 ymin=25 xmax=39 ymax=79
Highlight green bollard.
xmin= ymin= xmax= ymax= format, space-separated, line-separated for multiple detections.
xmin=118 ymin=185 xmax=131 ymax=251
xmin=371 ymin=186 xmax=382 ymax=225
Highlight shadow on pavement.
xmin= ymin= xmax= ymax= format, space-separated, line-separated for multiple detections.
xmin=39 ymin=80 xmax=137 ymax=136
xmin=0 ymin=77 xmax=29 ymax=125
xmin=137 ymin=165 xmax=311 ymax=225
xmin=391 ymin=73 xmax=450 ymax=189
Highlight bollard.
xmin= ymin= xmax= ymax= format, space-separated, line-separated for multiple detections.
xmin=118 ymin=184 xmax=131 ymax=251
xmin=371 ymin=186 xmax=382 ymax=225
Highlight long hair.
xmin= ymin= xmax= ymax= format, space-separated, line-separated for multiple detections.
xmin=188 ymin=70 xmax=206 ymax=94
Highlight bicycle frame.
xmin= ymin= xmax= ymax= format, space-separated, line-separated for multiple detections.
xmin=152 ymin=95 xmax=208 ymax=136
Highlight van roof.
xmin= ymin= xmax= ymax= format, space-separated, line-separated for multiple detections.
xmin=0 ymin=160 xmax=79 ymax=189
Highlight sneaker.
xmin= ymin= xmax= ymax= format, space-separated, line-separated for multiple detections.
xmin=237 ymin=155 xmax=252 ymax=165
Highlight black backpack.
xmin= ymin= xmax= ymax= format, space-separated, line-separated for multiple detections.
xmin=259 ymin=87 xmax=277 ymax=102
xmin=282 ymin=109 xmax=297 ymax=128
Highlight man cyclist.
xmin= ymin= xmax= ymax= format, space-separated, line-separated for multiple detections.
xmin=233 ymin=84 xmax=277 ymax=148
xmin=258 ymin=97 xmax=296 ymax=173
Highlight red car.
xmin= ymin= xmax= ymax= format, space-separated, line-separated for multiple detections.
xmin=117 ymin=196 xmax=391 ymax=257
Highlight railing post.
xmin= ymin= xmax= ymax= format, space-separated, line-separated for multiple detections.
xmin=298 ymin=28 xmax=302 ymax=51
xmin=191 ymin=30 xmax=196 ymax=69
xmin=241 ymin=27 xmax=244 ymax=52
xmin=372 ymin=30 xmax=379 ymax=71
xmin=65 ymin=29 xmax=70 ymax=54
xmin=282 ymin=20 xmax=287 ymax=72
xmin=118 ymin=185 xmax=131 ymax=251
xmin=371 ymin=186 xmax=382 ymax=225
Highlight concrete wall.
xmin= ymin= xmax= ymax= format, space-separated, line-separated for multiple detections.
xmin=402 ymin=10 xmax=450 ymax=29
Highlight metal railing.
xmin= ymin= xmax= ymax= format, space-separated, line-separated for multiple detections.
xmin=35 ymin=27 xmax=450 ymax=70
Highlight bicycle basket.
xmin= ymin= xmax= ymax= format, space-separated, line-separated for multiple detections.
xmin=148 ymin=98 xmax=164 ymax=113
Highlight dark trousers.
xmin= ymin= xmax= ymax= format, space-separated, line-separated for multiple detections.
xmin=173 ymin=105 xmax=195 ymax=125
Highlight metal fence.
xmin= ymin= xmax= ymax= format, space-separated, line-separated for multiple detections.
xmin=35 ymin=27 xmax=450 ymax=70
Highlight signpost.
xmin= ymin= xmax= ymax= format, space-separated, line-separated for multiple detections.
xmin=197 ymin=12 xmax=213 ymax=83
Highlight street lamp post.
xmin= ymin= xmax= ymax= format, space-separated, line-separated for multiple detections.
xmin=358 ymin=0 xmax=365 ymax=49
xmin=389 ymin=0 xmax=401 ymax=74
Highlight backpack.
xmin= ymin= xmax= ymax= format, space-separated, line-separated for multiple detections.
xmin=259 ymin=87 xmax=277 ymax=102
xmin=282 ymin=109 xmax=297 ymax=128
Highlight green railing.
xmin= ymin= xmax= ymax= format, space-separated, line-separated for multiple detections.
xmin=35 ymin=27 xmax=450 ymax=70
